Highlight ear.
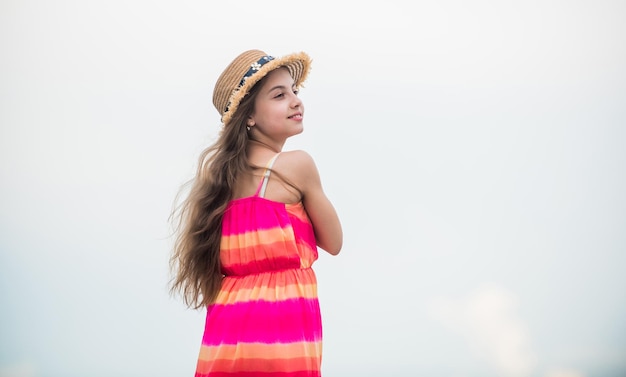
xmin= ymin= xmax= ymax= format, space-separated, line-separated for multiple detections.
xmin=247 ymin=116 xmax=255 ymax=127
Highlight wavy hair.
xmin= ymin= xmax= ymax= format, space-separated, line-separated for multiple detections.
xmin=168 ymin=79 xmax=265 ymax=309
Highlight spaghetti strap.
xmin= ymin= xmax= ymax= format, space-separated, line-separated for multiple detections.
xmin=254 ymin=153 xmax=281 ymax=198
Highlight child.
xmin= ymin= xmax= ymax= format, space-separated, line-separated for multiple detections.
xmin=170 ymin=49 xmax=343 ymax=377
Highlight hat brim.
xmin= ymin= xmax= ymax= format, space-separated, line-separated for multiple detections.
xmin=221 ymin=52 xmax=311 ymax=125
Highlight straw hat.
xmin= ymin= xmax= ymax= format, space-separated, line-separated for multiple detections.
xmin=212 ymin=49 xmax=312 ymax=126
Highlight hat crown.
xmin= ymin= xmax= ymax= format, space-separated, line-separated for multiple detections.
xmin=212 ymin=49 xmax=268 ymax=117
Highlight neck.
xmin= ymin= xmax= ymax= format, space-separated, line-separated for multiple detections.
xmin=249 ymin=139 xmax=282 ymax=153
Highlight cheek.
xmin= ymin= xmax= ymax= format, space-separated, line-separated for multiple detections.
xmin=262 ymin=104 xmax=283 ymax=119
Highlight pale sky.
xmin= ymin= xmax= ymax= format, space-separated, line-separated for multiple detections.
xmin=1 ymin=1 xmax=625 ymax=376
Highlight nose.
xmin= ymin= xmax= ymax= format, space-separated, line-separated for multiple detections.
xmin=291 ymin=94 xmax=302 ymax=108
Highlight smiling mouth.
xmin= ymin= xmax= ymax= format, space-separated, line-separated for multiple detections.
xmin=289 ymin=113 xmax=303 ymax=120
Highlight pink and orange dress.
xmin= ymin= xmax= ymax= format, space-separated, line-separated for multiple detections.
xmin=195 ymin=154 xmax=323 ymax=377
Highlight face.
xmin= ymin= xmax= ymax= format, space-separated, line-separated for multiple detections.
xmin=248 ymin=67 xmax=304 ymax=140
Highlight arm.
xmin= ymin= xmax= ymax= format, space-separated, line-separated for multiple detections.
xmin=288 ymin=150 xmax=343 ymax=255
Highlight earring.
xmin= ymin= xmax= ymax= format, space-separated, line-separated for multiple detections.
xmin=246 ymin=126 xmax=251 ymax=131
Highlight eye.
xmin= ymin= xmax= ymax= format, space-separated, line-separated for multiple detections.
xmin=293 ymin=89 xmax=299 ymax=95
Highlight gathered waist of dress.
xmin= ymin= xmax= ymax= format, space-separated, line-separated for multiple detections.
xmin=223 ymin=266 xmax=314 ymax=279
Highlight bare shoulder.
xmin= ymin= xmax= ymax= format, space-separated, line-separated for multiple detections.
xmin=279 ymin=149 xmax=316 ymax=167
xmin=278 ymin=150 xmax=342 ymax=255
xmin=276 ymin=150 xmax=319 ymax=180
xmin=272 ymin=150 xmax=323 ymax=200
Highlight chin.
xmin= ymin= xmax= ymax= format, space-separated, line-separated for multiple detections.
xmin=291 ymin=126 xmax=304 ymax=136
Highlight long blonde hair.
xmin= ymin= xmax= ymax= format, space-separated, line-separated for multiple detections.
xmin=169 ymin=80 xmax=264 ymax=309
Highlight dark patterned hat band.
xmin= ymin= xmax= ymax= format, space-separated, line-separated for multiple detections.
xmin=238 ymin=56 xmax=275 ymax=88
xmin=224 ymin=56 xmax=275 ymax=115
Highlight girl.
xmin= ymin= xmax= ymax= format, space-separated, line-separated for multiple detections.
xmin=170 ymin=49 xmax=343 ymax=377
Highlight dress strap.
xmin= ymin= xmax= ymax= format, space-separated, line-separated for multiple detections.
xmin=255 ymin=153 xmax=281 ymax=198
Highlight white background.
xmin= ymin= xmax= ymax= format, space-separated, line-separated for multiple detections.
xmin=1 ymin=1 xmax=625 ymax=376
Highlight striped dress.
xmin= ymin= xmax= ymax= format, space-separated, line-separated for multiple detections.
xmin=195 ymin=154 xmax=322 ymax=377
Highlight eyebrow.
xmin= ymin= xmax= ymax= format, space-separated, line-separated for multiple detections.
xmin=266 ymin=84 xmax=296 ymax=92
xmin=267 ymin=85 xmax=286 ymax=92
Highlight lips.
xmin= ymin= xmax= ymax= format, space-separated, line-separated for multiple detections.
xmin=288 ymin=113 xmax=303 ymax=120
